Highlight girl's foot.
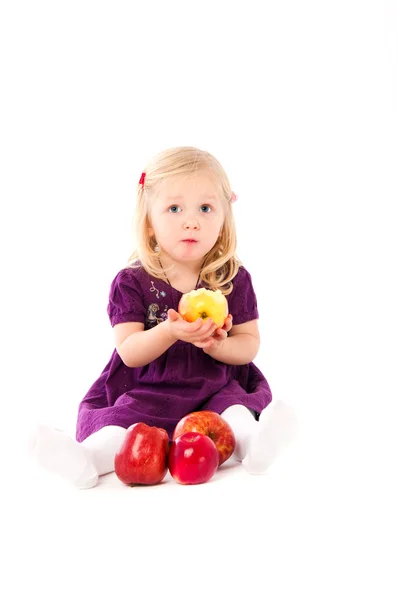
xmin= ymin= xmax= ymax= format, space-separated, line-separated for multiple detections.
xmin=242 ymin=401 xmax=298 ymax=474
xmin=28 ymin=424 xmax=99 ymax=489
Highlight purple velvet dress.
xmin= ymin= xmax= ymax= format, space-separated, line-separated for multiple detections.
xmin=76 ymin=262 xmax=272 ymax=442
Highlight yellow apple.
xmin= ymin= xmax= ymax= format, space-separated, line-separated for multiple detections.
xmin=178 ymin=288 xmax=228 ymax=328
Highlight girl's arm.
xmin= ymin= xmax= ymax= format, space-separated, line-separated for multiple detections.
xmin=118 ymin=320 xmax=176 ymax=368
xmin=116 ymin=310 xmax=219 ymax=368
xmin=204 ymin=333 xmax=260 ymax=365
xmin=203 ymin=320 xmax=260 ymax=365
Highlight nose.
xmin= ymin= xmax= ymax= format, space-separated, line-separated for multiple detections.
xmin=183 ymin=219 xmax=199 ymax=230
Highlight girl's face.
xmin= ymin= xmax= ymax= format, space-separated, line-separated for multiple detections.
xmin=148 ymin=172 xmax=225 ymax=270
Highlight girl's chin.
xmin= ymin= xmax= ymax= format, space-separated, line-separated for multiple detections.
xmin=161 ymin=250 xmax=204 ymax=266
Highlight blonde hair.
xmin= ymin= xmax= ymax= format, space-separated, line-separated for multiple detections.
xmin=127 ymin=146 xmax=242 ymax=295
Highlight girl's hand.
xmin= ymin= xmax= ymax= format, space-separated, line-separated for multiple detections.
xmin=165 ymin=309 xmax=219 ymax=345
xmin=196 ymin=314 xmax=233 ymax=352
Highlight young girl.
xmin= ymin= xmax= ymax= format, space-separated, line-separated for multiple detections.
xmin=30 ymin=146 xmax=291 ymax=489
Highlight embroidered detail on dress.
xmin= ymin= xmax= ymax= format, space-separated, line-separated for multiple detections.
xmin=146 ymin=302 xmax=169 ymax=329
xmin=160 ymin=306 xmax=169 ymax=321
xmin=147 ymin=279 xmax=169 ymax=328
xmin=150 ymin=280 xmax=166 ymax=299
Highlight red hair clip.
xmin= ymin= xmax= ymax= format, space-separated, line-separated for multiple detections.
xmin=230 ymin=192 xmax=237 ymax=203
xmin=139 ymin=172 xmax=146 ymax=187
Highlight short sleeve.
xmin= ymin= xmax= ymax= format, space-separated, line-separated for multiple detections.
xmin=228 ymin=266 xmax=259 ymax=325
xmin=107 ymin=268 xmax=146 ymax=327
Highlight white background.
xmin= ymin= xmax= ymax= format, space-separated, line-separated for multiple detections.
xmin=1 ymin=1 xmax=397 ymax=598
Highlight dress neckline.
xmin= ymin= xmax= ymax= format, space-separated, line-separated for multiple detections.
xmin=158 ymin=258 xmax=202 ymax=295
xmin=163 ymin=279 xmax=202 ymax=295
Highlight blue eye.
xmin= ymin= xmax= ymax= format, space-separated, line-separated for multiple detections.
xmin=168 ymin=205 xmax=212 ymax=213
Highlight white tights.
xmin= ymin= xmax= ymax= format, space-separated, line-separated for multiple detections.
xmin=29 ymin=401 xmax=297 ymax=489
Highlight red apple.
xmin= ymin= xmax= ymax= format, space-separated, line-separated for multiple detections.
xmin=114 ymin=422 xmax=169 ymax=486
xmin=178 ymin=288 xmax=228 ymax=328
xmin=172 ymin=410 xmax=235 ymax=466
xmin=169 ymin=432 xmax=219 ymax=485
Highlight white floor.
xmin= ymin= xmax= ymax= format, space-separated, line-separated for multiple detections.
xmin=2 ymin=2 xmax=397 ymax=597
xmin=4 ymin=396 xmax=397 ymax=600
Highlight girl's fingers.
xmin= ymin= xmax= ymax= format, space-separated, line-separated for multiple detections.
xmin=194 ymin=338 xmax=214 ymax=349
xmin=183 ymin=317 xmax=218 ymax=339
xmin=192 ymin=318 xmax=203 ymax=330
xmin=214 ymin=329 xmax=227 ymax=340
xmin=221 ymin=315 xmax=232 ymax=331
xmin=209 ymin=329 xmax=227 ymax=343
xmin=197 ymin=324 xmax=224 ymax=343
xmin=195 ymin=328 xmax=227 ymax=347
xmin=184 ymin=318 xmax=203 ymax=332
xmin=195 ymin=318 xmax=215 ymax=335
xmin=167 ymin=309 xmax=179 ymax=321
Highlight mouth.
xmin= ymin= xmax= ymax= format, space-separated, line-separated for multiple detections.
xmin=182 ymin=239 xmax=198 ymax=243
